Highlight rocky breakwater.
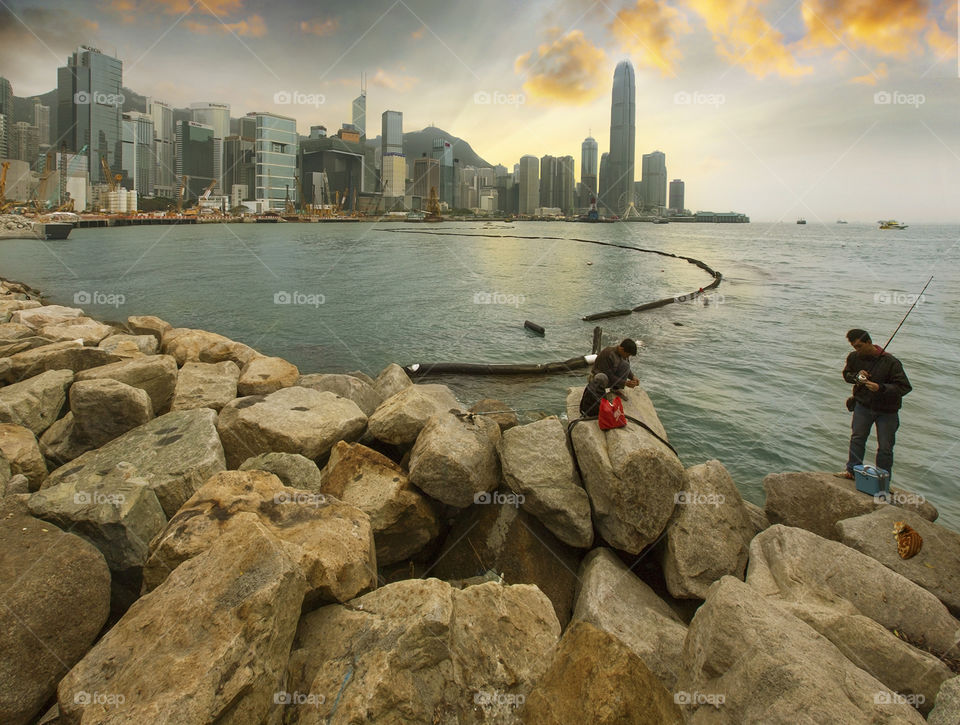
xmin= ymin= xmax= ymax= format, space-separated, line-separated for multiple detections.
xmin=1 ymin=275 xmax=958 ymax=724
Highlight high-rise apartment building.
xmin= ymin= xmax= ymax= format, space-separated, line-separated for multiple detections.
xmin=32 ymin=99 xmax=50 ymax=147
xmin=558 ymin=155 xmax=575 ymax=215
xmin=190 ymin=102 xmax=230 ymax=193
xmin=9 ymin=122 xmax=39 ymax=168
xmin=669 ymin=179 xmax=685 ymax=213
xmin=539 ymin=155 xmax=557 ymax=210
xmin=121 ymin=111 xmax=155 ymax=195
xmin=148 ymin=100 xmax=176 ymax=198
xmin=57 ymin=46 xmax=123 ymax=184
xmin=518 ymin=155 xmax=539 ymax=215
xmin=641 ymin=151 xmax=667 ymax=211
xmin=412 ymin=155 xmax=440 ymax=199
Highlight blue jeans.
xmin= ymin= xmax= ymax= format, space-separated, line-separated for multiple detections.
xmin=847 ymin=402 xmax=900 ymax=473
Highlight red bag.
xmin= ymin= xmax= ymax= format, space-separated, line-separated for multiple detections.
xmin=598 ymin=396 xmax=627 ymax=430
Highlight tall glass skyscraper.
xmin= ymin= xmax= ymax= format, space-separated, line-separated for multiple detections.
xmin=57 ymin=47 xmax=123 ymax=184
xmin=641 ymin=150 xmax=667 ymax=211
xmin=249 ymin=112 xmax=297 ymax=211
xmin=600 ymin=61 xmax=636 ymax=215
xmin=581 ymin=136 xmax=598 ymax=207
xmin=190 ymin=102 xmax=230 ymax=193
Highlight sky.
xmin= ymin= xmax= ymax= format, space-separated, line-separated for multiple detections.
xmin=0 ymin=0 xmax=958 ymax=221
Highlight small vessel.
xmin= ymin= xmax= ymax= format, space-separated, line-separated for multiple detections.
xmin=879 ymin=220 xmax=908 ymax=230
xmin=797 ymin=218 xmax=807 ymax=225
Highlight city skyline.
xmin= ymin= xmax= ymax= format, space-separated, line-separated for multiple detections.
xmin=0 ymin=0 xmax=958 ymax=221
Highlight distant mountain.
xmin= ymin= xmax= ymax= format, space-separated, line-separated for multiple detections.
xmin=369 ymin=126 xmax=493 ymax=169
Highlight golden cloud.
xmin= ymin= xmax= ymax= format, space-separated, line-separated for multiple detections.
xmin=610 ymin=0 xmax=691 ymax=76
xmin=686 ymin=0 xmax=812 ymax=78
xmin=369 ymin=68 xmax=419 ymax=92
xmin=153 ymin=0 xmax=245 ymax=14
xmin=800 ymin=0 xmax=931 ymax=58
xmin=183 ymin=14 xmax=266 ymax=37
xmin=514 ymin=29 xmax=608 ymax=105
xmin=925 ymin=1 xmax=957 ymax=57
xmin=850 ymin=61 xmax=888 ymax=85
xmin=300 ymin=18 xmax=339 ymax=37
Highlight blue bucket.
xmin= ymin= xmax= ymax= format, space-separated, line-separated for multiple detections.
xmin=853 ymin=465 xmax=891 ymax=496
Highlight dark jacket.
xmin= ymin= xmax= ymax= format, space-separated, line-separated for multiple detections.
xmin=592 ymin=346 xmax=636 ymax=389
xmin=843 ymin=347 xmax=912 ymax=413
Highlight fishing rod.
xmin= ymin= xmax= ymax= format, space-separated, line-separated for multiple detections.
xmin=882 ymin=274 xmax=934 ymax=351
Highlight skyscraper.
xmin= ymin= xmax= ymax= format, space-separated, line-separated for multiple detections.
xmin=352 ymin=77 xmax=366 ymax=140
xmin=248 ymin=111 xmax=298 ymax=211
xmin=380 ymin=110 xmax=404 ymax=199
xmin=9 ymin=122 xmax=39 ymax=167
xmin=580 ymin=136 xmax=598 ymax=207
xmin=0 ymin=77 xmax=12 ymax=118
xmin=641 ymin=151 xmax=667 ymax=211
xmin=597 ymin=152 xmax=610 ymax=211
xmin=518 ymin=155 xmax=539 ymax=215
xmin=121 ymin=111 xmax=155 ymax=194
xmin=558 ymin=155 xmax=575 ymax=215
xmin=149 ymin=100 xmax=176 ymax=198
xmin=431 ymin=138 xmax=453 ymax=204
xmin=539 ymin=155 xmax=557 ymax=209
xmin=176 ymin=120 xmax=214 ymax=201
xmin=600 ymin=61 xmax=636 ymax=215
xmin=57 ymin=46 xmax=123 ymax=184
xmin=33 ymin=99 xmax=50 ymax=147
xmin=412 ymin=155 xmax=440 ymax=199
xmin=190 ymin=102 xmax=230 ymax=193
xmin=667 ymin=179 xmax=684 ymax=213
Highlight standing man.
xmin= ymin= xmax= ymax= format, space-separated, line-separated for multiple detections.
xmin=836 ymin=328 xmax=912 ymax=479
xmin=591 ymin=338 xmax=640 ymax=398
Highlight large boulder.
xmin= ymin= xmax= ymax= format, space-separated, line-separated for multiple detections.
xmin=838 ymin=505 xmax=960 ymax=617
xmin=69 ymin=378 xmax=154 ymax=448
xmin=565 ymin=386 xmax=684 ymax=554
xmin=431 ymin=498 xmax=582 ymax=627
xmin=28 ymin=462 xmax=167 ymax=612
xmin=98 ymin=333 xmax=158 ymax=357
xmin=74 ymin=355 xmax=178 ymax=414
xmin=10 ymin=304 xmax=84 ymax=329
xmin=239 ymin=451 xmax=323 ymax=491
xmin=161 ymin=327 xmax=259 ymax=366
xmin=0 ymin=340 xmax=121 ymax=383
xmin=38 ymin=413 xmax=90 ymax=466
xmin=523 ymin=621 xmax=683 ymax=725
xmin=237 ymin=355 xmax=299 ymax=396
xmin=662 ymin=460 xmax=754 ymax=599
xmin=747 ymin=525 xmax=960 ymax=657
xmin=283 ymin=578 xmax=559 ymax=724
xmin=57 ymin=523 xmax=307 ymax=725
xmin=0 ymin=335 xmax=54 ymax=358
xmin=125 ymin=314 xmax=171 ymax=342
xmin=217 ymin=387 xmax=367 ymax=468
xmin=170 ymin=360 xmax=239 ymax=412
xmin=677 ymin=576 xmax=925 ymax=724
xmin=572 ymin=547 xmax=688 ymax=690
xmin=408 ymin=412 xmax=500 ymax=508
xmin=772 ymin=596 xmax=951 ymax=715
xmin=298 ymin=373 xmax=383 ymax=416
xmin=929 ymin=676 xmax=960 ymax=725
xmin=367 ymin=383 xmax=461 ymax=446
xmin=373 ymin=362 xmax=412 ymax=400
xmin=0 ymin=503 xmax=111 ymax=725
xmin=142 ymin=470 xmax=376 ymax=605
xmin=39 ymin=317 xmax=116 ymax=345
xmin=0 ymin=423 xmax=47 ymax=489
xmin=498 ymin=416 xmax=593 ymax=548
xmin=321 ymin=441 xmax=439 ymax=565
xmin=763 ymin=471 xmax=938 ymax=540
xmin=0 ymin=369 xmax=73 ymax=435
xmin=0 ymin=300 xmax=41 ymax=321
xmin=42 ymin=408 xmax=226 ymax=518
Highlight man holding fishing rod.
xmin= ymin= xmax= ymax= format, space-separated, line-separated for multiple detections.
xmin=835 ymin=276 xmax=930 ymax=480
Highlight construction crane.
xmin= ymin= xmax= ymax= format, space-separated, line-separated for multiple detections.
xmin=294 ymin=175 xmax=311 ymax=216
xmin=101 ymin=158 xmax=117 ymax=192
xmin=176 ymin=175 xmax=190 ymax=214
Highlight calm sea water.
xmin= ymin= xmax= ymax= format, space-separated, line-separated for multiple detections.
xmin=2 ymin=220 xmax=958 ymax=527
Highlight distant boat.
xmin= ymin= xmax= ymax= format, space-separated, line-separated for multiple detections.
xmin=836 ymin=220 xmax=848 ymax=224
xmin=879 ymin=220 xmax=908 ymax=229
xmin=653 ymin=218 xmax=669 ymax=224
xmin=797 ymin=218 xmax=807 ymax=225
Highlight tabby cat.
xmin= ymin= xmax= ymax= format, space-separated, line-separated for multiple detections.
xmin=892 ymin=521 xmax=923 ymax=559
